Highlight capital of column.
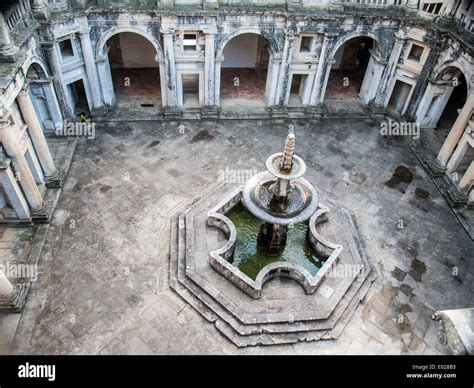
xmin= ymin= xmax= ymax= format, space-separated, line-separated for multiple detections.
xmin=395 ymin=29 xmax=406 ymax=42
xmin=369 ymin=49 xmax=387 ymax=66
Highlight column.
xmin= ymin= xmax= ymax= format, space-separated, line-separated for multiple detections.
xmin=96 ymin=50 xmax=115 ymax=106
xmin=437 ymin=93 xmax=474 ymax=166
xmin=79 ymin=29 xmax=103 ymax=110
xmin=43 ymin=42 xmax=73 ymax=118
xmin=266 ymin=54 xmax=282 ymax=106
xmin=31 ymin=0 xmax=49 ymax=20
xmin=39 ymin=78 xmax=63 ymax=131
xmin=0 ymin=12 xmax=19 ymax=62
xmin=204 ymin=31 xmax=216 ymax=107
xmin=360 ymin=51 xmax=387 ymax=105
xmin=214 ymin=56 xmax=222 ymax=107
xmin=405 ymin=45 xmax=442 ymax=118
xmin=446 ymin=134 xmax=469 ymax=172
xmin=415 ymin=80 xmax=437 ymax=124
xmin=17 ymin=88 xmax=57 ymax=178
xmin=0 ymin=120 xmax=44 ymax=212
xmin=309 ymin=34 xmax=336 ymax=106
xmin=458 ymin=161 xmax=474 ymax=192
xmin=274 ymin=29 xmax=296 ymax=106
xmin=0 ymin=270 xmax=13 ymax=301
xmin=0 ymin=157 xmax=31 ymax=220
xmin=406 ymin=0 xmax=419 ymax=9
xmin=162 ymin=30 xmax=178 ymax=107
xmin=373 ymin=31 xmax=406 ymax=109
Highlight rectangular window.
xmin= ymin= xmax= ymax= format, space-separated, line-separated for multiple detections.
xmin=183 ymin=33 xmax=197 ymax=52
xmin=300 ymin=36 xmax=313 ymax=53
xmin=59 ymin=39 xmax=74 ymax=60
xmin=422 ymin=1 xmax=443 ymax=14
xmin=407 ymin=44 xmax=424 ymax=62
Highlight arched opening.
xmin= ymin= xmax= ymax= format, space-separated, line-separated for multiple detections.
xmin=324 ymin=36 xmax=375 ymax=102
xmin=433 ymin=69 xmax=468 ymax=142
xmin=106 ymin=32 xmax=162 ymax=115
xmin=219 ymin=33 xmax=271 ymax=111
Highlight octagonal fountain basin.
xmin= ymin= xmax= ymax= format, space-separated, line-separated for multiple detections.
xmin=227 ymin=204 xmax=323 ymax=280
xmin=207 ymin=189 xmax=343 ymax=299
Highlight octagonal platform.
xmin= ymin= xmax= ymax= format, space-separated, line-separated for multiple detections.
xmin=170 ymin=183 xmax=377 ymax=347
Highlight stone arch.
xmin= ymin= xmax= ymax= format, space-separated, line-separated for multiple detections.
xmin=329 ymin=31 xmax=382 ymax=60
xmin=95 ymin=26 xmax=166 ymax=108
xmin=95 ymin=26 xmax=164 ymax=61
xmin=416 ymin=63 xmax=470 ymax=131
xmin=216 ymin=29 xmax=277 ymax=110
xmin=322 ymin=32 xmax=382 ymax=103
xmin=22 ymin=57 xmax=50 ymax=80
xmin=433 ymin=63 xmax=471 ymax=96
xmin=216 ymin=27 xmax=280 ymax=60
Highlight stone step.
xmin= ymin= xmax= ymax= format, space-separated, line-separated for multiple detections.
xmin=171 ymin=205 xmax=377 ymax=346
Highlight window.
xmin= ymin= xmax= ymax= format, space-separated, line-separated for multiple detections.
xmin=183 ymin=33 xmax=197 ymax=52
xmin=59 ymin=39 xmax=74 ymax=60
xmin=422 ymin=2 xmax=444 ymax=15
xmin=300 ymin=36 xmax=313 ymax=53
xmin=407 ymin=44 xmax=424 ymax=62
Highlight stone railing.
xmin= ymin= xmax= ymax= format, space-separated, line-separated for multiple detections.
xmin=72 ymin=0 xmax=473 ymax=32
xmin=3 ymin=0 xmax=33 ymax=35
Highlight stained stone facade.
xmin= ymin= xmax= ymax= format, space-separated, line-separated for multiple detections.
xmin=0 ymin=0 xmax=473 ymax=319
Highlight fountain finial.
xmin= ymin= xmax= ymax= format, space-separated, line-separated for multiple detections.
xmin=280 ymin=130 xmax=295 ymax=171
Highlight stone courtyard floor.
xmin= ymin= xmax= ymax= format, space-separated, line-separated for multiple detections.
xmin=2 ymin=118 xmax=473 ymax=354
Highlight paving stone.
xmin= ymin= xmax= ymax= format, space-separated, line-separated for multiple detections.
xmin=0 ymin=119 xmax=470 ymax=355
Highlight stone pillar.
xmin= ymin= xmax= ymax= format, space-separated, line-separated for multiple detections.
xmin=79 ymin=29 xmax=103 ymax=110
xmin=31 ymin=0 xmax=49 ymax=20
xmin=215 ymin=56 xmax=223 ymax=107
xmin=373 ymin=31 xmax=406 ymax=109
xmin=96 ymin=50 xmax=115 ymax=107
xmin=0 ymin=270 xmax=13 ymax=301
xmin=0 ymin=12 xmax=19 ymax=62
xmin=162 ymin=30 xmax=178 ymax=108
xmin=309 ymin=33 xmax=337 ymax=106
xmin=437 ymin=93 xmax=474 ymax=167
xmin=24 ymin=141 xmax=45 ymax=185
xmin=415 ymin=80 xmax=437 ymax=125
xmin=17 ymin=88 xmax=58 ymax=178
xmin=0 ymin=120 xmax=44 ymax=212
xmin=204 ymin=31 xmax=216 ymax=107
xmin=360 ymin=50 xmax=387 ymax=105
xmin=38 ymin=78 xmax=64 ymax=131
xmin=274 ymin=29 xmax=296 ymax=106
xmin=43 ymin=42 xmax=74 ymax=118
xmin=458 ymin=161 xmax=474 ymax=192
xmin=406 ymin=0 xmax=419 ymax=9
xmin=0 ymin=157 xmax=31 ymax=220
xmin=266 ymin=54 xmax=282 ymax=106
xmin=405 ymin=44 xmax=442 ymax=119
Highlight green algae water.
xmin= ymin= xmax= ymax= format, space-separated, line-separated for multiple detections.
xmin=227 ymin=205 xmax=325 ymax=280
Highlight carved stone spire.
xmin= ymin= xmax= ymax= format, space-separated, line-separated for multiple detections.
xmin=280 ymin=130 xmax=295 ymax=171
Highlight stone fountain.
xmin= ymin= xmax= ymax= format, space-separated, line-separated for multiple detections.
xmin=170 ymin=127 xmax=376 ymax=346
xmin=243 ymin=129 xmax=318 ymax=256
